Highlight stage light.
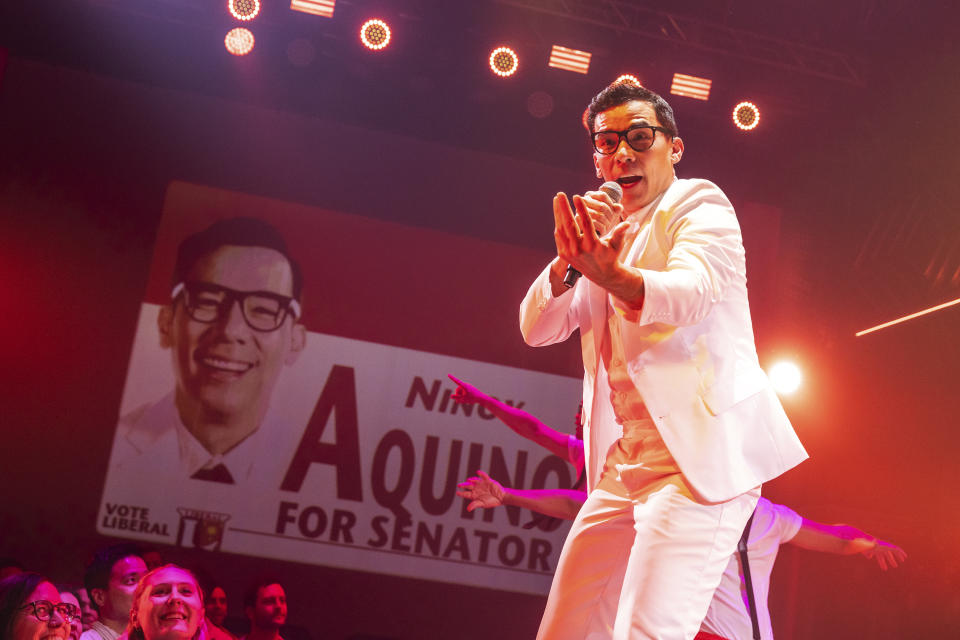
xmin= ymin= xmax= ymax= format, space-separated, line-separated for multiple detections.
xmin=856 ymin=296 xmax=960 ymax=336
xmin=228 ymin=0 xmax=260 ymax=21
xmin=670 ymin=73 xmax=712 ymax=101
xmin=360 ymin=19 xmax=391 ymax=50
xmin=291 ymin=0 xmax=335 ymax=18
xmin=489 ymin=46 xmax=519 ymax=77
xmin=768 ymin=361 xmax=803 ymax=395
xmin=548 ymin=45 xmax=591 ymax=74
xmin=614 ymin=74 xmax=642 ymax=86
xmin=733 ymin=101 xmax=760 ymax=131
xmin=225 ymin=28 xmax=255 ymax=56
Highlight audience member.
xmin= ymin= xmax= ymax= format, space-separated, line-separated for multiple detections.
xmin=81 ymin=545 xmax=147 ymax=640
xmin=204 ymin=587 xmax=228 ymax=630
xmin=241 ymin=580 xmax=286 ymax=640
xmin=205 ymin=586 xmax=239 ymax=640
xmin=190 ymin=569 xmax=236 ymax=640
xmin=72 ymin=589 xmax=97 ymax=632
xmin=0 ymin=572 xmax=77 ymax=640
xmin=56 ymin=591 xmax=82 ymax=640
xmin=126 ymin=566 xmax=203 ymax=640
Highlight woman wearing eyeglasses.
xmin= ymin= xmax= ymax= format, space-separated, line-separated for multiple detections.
xmin=125 ymin=566 xmax=203 ymax=640
xmin=55 ymin=593 xmax=81 ymax=640
xmin=0 ymin=573 xmax=76 ymax=640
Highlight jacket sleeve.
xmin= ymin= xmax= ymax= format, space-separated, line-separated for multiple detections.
xmin=519 ymin=263 xmax=582 ymax=346
xmin=612 ymin=180 xmax=745 ymax=328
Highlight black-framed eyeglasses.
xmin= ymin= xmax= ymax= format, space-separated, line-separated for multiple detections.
xmin=592 ymin=125 xmax=673 ymax=155
xmin=172 ymin=281 xmax=301 ymax=333
xmin=19 ymin=601 xmax=80 ymax=623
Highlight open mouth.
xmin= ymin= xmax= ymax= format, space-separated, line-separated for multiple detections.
xmin=161 ymin=612 xmax=188 ymax=622
xmin=617 ymin=176 xmax=643 ymax=187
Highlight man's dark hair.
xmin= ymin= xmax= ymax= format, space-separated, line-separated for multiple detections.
xmin=242 ymin=576 xmax=283 ymax=610
xmin=173 ymin=217 xmax=304 ymax=300
xmin=586 ymin=82 xmax=679 ymax=139
xmin=83 ymin=543 xmax=143 ymax=613
xmin=0 ymin=572 xmax=48 ymax=640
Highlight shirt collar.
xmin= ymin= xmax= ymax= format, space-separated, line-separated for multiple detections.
xmin=89 ymin=621 xmax=121 ymax=640
xmin=173 ymin=409 xmax=273 ymax=481
xmin=625 ymin=176 xmax=677 ymax=225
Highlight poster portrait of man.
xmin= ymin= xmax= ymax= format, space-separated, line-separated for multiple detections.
xmin=109 ymin=217 xmax=307 ymax=487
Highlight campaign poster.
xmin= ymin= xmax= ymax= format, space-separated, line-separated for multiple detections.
xmin=97 ymin=181 xmax=581 ymax=595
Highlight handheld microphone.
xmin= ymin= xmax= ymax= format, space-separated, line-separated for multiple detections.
xmin=563 ymin=181 xmax=623 ymax=288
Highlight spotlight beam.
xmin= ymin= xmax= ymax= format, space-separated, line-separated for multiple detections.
xmin=855 ymin=297 xmax=960 ymax=336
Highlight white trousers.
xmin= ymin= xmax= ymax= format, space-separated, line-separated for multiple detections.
xmin=537 ymin=481 xmax=759 ymax=640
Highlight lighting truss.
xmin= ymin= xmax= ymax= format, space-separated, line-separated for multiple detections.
xmin=496 ymin=0 xmax=864 ymax=86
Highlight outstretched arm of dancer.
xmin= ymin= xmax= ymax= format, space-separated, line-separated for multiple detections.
xmin=457 ymin=470 xmax=587 ymax=521
xmin=789 ymin=520 xmax=907 ymax=571
xmin=448 ymin=374 xmax=573 ymax=461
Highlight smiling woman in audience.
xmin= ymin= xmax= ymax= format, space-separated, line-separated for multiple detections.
xmin=126 ymin=567 xmax=203 ymax=640
xmin=0 ymin=573 xmax=77 ymax=640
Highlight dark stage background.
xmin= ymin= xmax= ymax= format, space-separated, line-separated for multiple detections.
xmin=2 ymin=1 xmax=959 ymax=638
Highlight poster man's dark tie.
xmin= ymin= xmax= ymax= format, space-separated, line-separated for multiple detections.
xmin=191 ymin=463 xmax=234 ymax=484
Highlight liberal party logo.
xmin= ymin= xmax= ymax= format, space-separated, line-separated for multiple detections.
xmin=176 ymin=508 xmax=231 ymax=551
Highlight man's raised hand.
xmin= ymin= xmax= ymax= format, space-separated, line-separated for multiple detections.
xmin=553 ymin=191 xmax=630 ymax=287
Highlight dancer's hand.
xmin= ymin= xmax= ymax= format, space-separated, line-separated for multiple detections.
xmin=449 ymin=374 xmax=486 ymax=405
xmin=457 ymin=470 xmax=505 ymax=512
xmin=860 ymin=539 xmax=907 ymax=571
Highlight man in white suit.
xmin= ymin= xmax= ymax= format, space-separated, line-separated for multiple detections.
xmin=519 ymin=82 xmax=808 ymax=639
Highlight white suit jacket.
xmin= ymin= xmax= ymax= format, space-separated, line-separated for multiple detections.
xmin=520 ymin=178 xmax=807 ymax=502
